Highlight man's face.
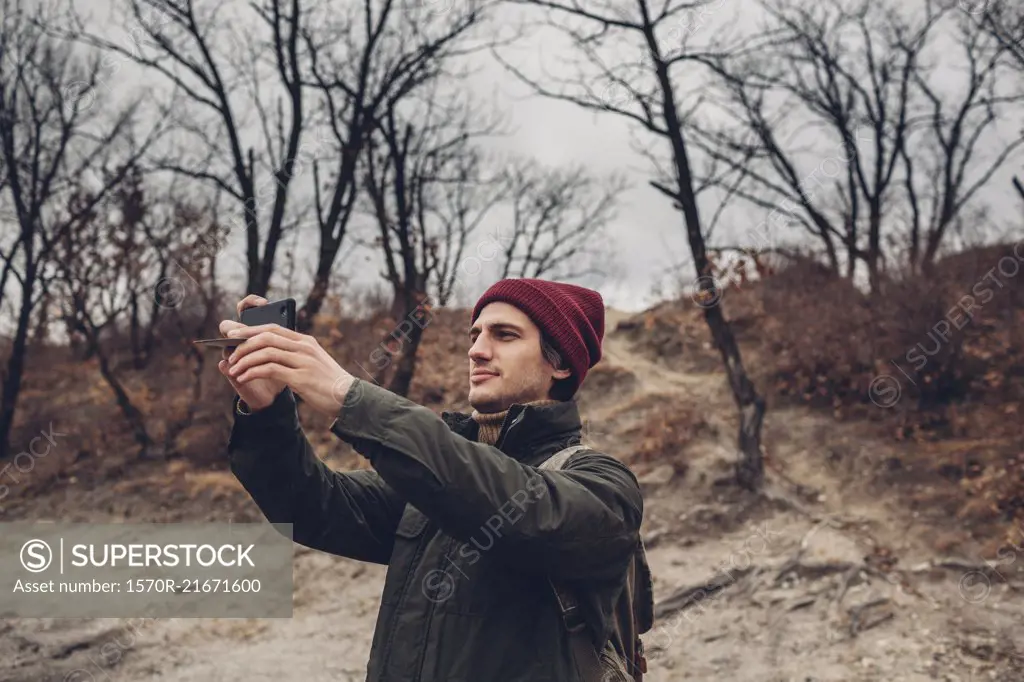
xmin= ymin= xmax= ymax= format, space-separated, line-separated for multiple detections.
xmin=467 ymin=302 xmax=571 ymax=413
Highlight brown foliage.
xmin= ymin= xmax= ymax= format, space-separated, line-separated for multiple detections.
xmin=757 ymin=245 xmax=1024 ymax=424
xmin=750 ymin=243 xmax=1024 ymax=534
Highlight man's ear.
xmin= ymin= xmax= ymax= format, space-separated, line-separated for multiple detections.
xmin=551 ymin=367 xmax=572 ymax=381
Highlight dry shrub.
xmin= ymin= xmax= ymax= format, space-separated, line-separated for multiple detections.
xmin=755 ymin=244 xmax=1024 ymax=534
xmin=612 ymin=302 xmax=724 ymax=374
xmin=406 ymin=307 xmax=475 ymax=408
xmin=575 ymin=364 xmax=638 ymax=414
xmin=758 ymin=243 xmax=1024 ymax=430
xmin=630 ymin=398 xmax=710 ymax=475
xmin=926 ymin=245 xmax=1024 ymax=405
xmin=759 ymin=256 xmax=875 ymax=409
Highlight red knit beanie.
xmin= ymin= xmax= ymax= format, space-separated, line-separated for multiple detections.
xmin=471 ymin=278 xmax=605 ymax=396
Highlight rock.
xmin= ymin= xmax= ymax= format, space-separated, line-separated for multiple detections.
xmin=801 ymin=525 xmax=864 ymax=566
xmin=642 ymin=529 xmax=666 ymax=548
xmin=638 ymin=464 xmax=676 ymax=487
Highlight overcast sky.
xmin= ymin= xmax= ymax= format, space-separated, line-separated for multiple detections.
xmin=30 ymin=0 xmax=1024 ymax=316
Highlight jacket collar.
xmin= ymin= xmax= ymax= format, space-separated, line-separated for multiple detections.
xmin=442 ymin=400 xmax=583 ymax=462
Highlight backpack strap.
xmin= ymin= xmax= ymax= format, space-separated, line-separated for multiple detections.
xmin=548 ymin=576 xmax=605 ymax=681
xmin=540 ymin=444 xmax=590 ymax=472
xmin=540 ymin=444 xmax=605 ymax=681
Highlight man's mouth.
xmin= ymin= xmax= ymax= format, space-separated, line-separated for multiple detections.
xmin=471 ymin=370 xmax=499 ymax=384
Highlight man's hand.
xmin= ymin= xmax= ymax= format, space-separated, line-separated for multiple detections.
xmin=222 ymin=321 xmax=356 ymax=419
xmin=218 ymin=295 xmax=286 ymax=411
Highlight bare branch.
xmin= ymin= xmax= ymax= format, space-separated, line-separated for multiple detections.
xmin=498 ymin=157 xmax=626 ymax=280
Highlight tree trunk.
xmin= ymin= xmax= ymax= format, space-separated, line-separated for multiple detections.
xmin=387 ymin=305 xmax=428 ymax=398
xmin=655 ymin=55 xmax=767 ymax=491
xmin=237 ymin=146 xmax=265 ymax=300
xmin=920 ymin=191 xmax=959 ymax=275
xmin=0 ymin=279 xmax=37 ymax=460
xmin=867 ymin=206 xmax=882 ymax=294
xmin=704 ymin=305 xmax=767 ymax=489
xmin=162 ymin=346 xmax=204 ymax=456
xmin=30 ymin=289 xmax=50 ymax=347
xmin=141 ymin=261 xmax=168 ymax=365
xmin=297 ymin=268 xmax=330 ymax=334
xmin=93 ymin=341 xmax=153 ymax=457
xmin=129 ymin=289 xmax=144 ymax=369
xmin=0 ymin=367 xmax=21 ymax=461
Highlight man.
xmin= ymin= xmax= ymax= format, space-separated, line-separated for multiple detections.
xmin=219 ymin=278 xmax=644 ymax=681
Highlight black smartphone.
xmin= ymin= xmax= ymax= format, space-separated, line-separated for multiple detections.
xmin=240 ymin=298 xmax=297 ymax=330
xmin=193 ymin=298 xmax=297 ymax=348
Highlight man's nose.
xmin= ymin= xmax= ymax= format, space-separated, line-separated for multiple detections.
xmin=468 ymin=335 xmax=491 ymax=360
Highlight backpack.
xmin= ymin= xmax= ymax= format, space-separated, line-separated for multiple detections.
xmin=539 ymin=445 xmax=655 ymax=682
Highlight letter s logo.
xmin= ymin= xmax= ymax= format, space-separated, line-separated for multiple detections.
xmin=20 ymin=539 xmax=52 ymax=573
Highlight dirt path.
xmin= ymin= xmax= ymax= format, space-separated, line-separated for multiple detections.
xmin=4 ymin=309 xmax=1023 ymax=681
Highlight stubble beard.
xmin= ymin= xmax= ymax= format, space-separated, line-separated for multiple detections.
xmin=469 ymin=377 xmax=507 ymax=414
xmin=471 ymin=372 xmax=549 ymax=414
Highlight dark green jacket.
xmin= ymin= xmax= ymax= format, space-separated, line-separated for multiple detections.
xmin=228 ymin=378 xmax=643 ymax=681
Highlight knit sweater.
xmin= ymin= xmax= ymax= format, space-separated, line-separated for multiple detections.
xmin=472 ymin=399 xmax=561 ymax=445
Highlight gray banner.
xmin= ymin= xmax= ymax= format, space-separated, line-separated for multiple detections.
xmin=0 ymin=523 xmax=294 ymax=617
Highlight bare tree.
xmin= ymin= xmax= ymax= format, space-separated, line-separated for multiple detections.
xmin=54 ymin=177 xmax=155 ymax=456
xmin=976 ymin=1 xmax=1024 ymax=202
xmin=74 ymin=0 xmax=314 ymax=302
xmin=902 ymin=3 xmax=1024 ymax=271
xmin=298 ymin=0 xmax=499 ymax=331
xmin=693 ymin=0 xmax=929 ymax=286
xmin=978 ymin=1 xmax=1023 ymax=66
xmin=78 ymin=0 xmax=499 ymax=333
xmin=498 ymin=158 xmax=626 ymax=281
xmin=500 ymin=0 xmax=767 ymax=490
xmin=361 ymin=85 xmax=506 ymax=396
xmin=53 ymin=167 xmax=224 ymax=458
xmin=427 ymin=135 xmax=506 ymax=310
xmin=0 ymin=0 xmax=150 ymax=459
xmin=692 ymin=0 xmax=1024 ymax=286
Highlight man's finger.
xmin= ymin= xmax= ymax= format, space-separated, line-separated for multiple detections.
xmin=236 ymin=361 xmax=290 ymax=386
xmin=236 ymin=294 xmax=269 ymax=319
xmin=219 ymin=319 xmax=248 ymax=337
xmin=228 ymin=323 xmax=307 ymax=345
xmin=228 ymin=329 xmax=306 ymax=364
xmin=228 ymin=346 xmax=304 ymax=378
xmin=218 ymin=359 xmax=244 ymax=393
